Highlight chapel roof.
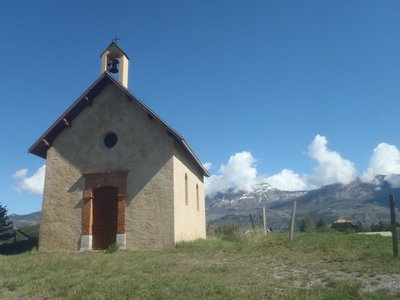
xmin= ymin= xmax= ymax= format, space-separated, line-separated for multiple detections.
xmin=28 ymin=72 xmax=210 ymax=177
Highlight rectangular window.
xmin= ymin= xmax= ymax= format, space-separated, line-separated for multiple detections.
xmin=185 ymin=173 xmax=188 ymax=206
xmin=196 ymin=184 xmax=199 ymax=211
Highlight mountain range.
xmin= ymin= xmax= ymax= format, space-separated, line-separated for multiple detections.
xmin=206 ymin=176 xmax=399 ymax=230
xmin=8 ymin=176 xmax=399 ymax=231
xmin=9 ymin=211 xmax=41 ymax=228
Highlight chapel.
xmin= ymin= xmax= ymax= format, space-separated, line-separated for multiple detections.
xmin=29 ymin=42 xmax=209 ymax=251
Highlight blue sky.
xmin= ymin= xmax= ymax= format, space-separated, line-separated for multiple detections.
xmin=1 ymin=1 xmax=400 ymax=214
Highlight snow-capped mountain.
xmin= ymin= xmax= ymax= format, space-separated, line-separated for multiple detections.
xmin=9 ymin=176 xmax=399 ymax=231
xmin=206 ymin=176 xmax=400 ymax=230
xmin=206 ymin=182 xmax=306 ymax=208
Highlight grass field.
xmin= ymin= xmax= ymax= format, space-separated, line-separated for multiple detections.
xmin=0 ymin=231 xmax=399 ymax=299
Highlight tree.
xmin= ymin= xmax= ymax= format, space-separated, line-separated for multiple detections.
xmin=370 ymin=221 xmax=391 ymax=232
xmin=299 ymin=215 xmax=313 ymax=233
xmin=354 ymin=221 xmax=364 ymax=232
xmin=0 ymin=203 xmax=14 ymax=243
xmin=315 ymin=218 xmax=327 ymax=232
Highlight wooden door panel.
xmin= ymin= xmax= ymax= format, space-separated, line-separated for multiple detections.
xmin=92 ymin=187 xmax=118 ymax=250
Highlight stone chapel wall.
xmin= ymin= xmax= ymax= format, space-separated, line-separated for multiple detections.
xmin=39 ymin=84 xmax=175 ymax=251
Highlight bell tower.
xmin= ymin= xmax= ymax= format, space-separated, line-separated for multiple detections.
xmin=100 ymin=41 xmax=130 ymax=88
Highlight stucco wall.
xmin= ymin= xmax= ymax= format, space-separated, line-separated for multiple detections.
xmin=173 ymin=144 xmax=206 ymax=243
xmin=39 ymin=83 xmax=175 ymax=251
xmin=39 ymin=148 xmax=83 ymax=251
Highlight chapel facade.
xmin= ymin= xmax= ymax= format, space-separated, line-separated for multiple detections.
xmin=29 ymin=42 xmax=209 ymax=251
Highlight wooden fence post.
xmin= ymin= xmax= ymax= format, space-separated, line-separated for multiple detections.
xmin=263 ymin=207 xmax=267 ymax=236
xmin=289 ymin=200 xmax=297 ymax=242
xmin=389 ymin=194 xmax=398 ymax=257
xmin=249 ymin=214 xmax=255 ymax=230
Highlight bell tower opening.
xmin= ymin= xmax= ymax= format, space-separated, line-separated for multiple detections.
xmin=100 ymin=40 xmax=130 ymax=88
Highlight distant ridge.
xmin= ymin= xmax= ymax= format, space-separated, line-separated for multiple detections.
xmin=9 ymin=176 xmax=399 ymax=231
xmin=9 ymin=211 xmax=41 ymax=228
xmin=206 ymin=176 xmax=400 ymax=230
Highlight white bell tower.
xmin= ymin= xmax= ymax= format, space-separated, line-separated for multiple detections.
xmin=100 ymin=41 xmax=130 ymax=88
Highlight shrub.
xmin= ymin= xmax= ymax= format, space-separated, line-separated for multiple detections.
xmin=299 ymin=215 xmax=313 ymax=233
xmin=215 ymin=223 xmax=239 ymax=236
xmin=105 ymin=243 xmax=119 ymax=254
xmin=206 ymin=225 xmax=216 ymax=237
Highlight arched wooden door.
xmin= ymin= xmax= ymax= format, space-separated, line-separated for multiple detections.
xmin=92 ymin=186 xmax=118 ymax=250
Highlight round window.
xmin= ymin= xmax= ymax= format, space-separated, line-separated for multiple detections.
xmin=104 ymin=132 xmax=118 ymax=148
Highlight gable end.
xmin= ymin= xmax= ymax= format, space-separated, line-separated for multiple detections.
xmin=28 ymin=72 xmax=209 ymax=177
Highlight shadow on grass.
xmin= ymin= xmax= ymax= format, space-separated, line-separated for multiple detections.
xmin=0 ymin=238 xmax=38 ymax=255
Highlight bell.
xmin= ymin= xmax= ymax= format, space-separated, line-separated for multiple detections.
xmin=109 ymin=58 xmax=119 ymax=73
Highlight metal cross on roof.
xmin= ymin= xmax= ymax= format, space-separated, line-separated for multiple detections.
xmin=112 ymin=36 xmax=120 ymax=44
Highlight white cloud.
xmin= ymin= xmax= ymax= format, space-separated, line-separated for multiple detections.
xmin=205 ymin=135 xmax=357 ymax=195
xmin=205 ymin=151 xmax=258 ymax=195
xmin=203 ymin=162 xmax=213 ymax=170
xmin=265 ymin=169 xmax=307 ymax=191
xmin=384 ymin=174 xmax=400 ymax=188
xmin=265 ymin=135 xmax=358 ymax=190
xmin=12 ymin=168 xmax=28 ymax=179
xmin=306 ymin=134 xmax=357 ymax=187
xmin=361 ymin=143 xmax=400 ymax=183
xmin=13 ymin=165 xmax=46 ymax=195
xmin=205 ymin=152 xmax=307 ymax=195
xmin=205 ymin=135 xmax=400 ymax=195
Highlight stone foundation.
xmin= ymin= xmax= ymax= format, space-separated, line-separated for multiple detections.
xmin=116 ymin=234 xmax=126 ymax=250
xmin=80 ymin=235 xmax=92 ymax=251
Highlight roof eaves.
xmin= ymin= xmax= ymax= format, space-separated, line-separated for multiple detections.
xmin=28 ymin=73 xmax=111 ymax=158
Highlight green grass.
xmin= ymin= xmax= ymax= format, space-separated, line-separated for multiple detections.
xmin=0 ymin=232 xmax=399 ymax=299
